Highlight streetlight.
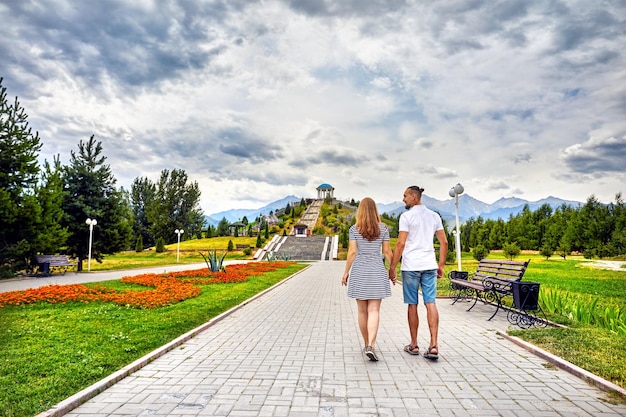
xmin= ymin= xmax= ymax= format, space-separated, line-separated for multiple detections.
xmin=85 ymin=218 xmax=97 ymax=272
xmin=448 ymin=183 xmax=464 ymax=271
xmin=175 ymin=229 xmax=184 ymax=262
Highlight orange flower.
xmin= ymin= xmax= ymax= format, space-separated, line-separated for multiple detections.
xmin=0 ymin=262 xmax=295 ymax=309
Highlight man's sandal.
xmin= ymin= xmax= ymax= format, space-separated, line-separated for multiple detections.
xmin=403 ymin=344 xmax=420 ymax=355
xmin=424 ymin=345 xmax=439 ymax=360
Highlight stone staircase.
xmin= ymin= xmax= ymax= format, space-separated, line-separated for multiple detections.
xmin=255 ymin=235 xmax=338 ymax=261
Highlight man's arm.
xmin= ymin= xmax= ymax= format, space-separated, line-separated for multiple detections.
xmin=435 ymin=229 xmax=448 ymax=278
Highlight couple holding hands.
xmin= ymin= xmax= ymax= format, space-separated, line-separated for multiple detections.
xmin=341 ymin=186 xmax=448 ymax=362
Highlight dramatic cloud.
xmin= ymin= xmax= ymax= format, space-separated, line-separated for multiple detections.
xmin=562 ymin=134 xmax=626 ymax=174
xmin=1 ymin=0 xmax=625 ymax=213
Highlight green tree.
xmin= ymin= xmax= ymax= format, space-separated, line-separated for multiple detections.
xmin=217 ymin=217 xmax=230 ymax=236
xmin=502 ymin=242 xmax=521 ymax=260
xmin=155 ymin=237 xmax=165 ymax=253
xmin=135 ymin=235 xmax=144 ymax=252
xmin=0 ymin=78 xmax=52 ymax=275
xmin=130 ymin=176 xmax=156 ymax=248
xmin=34 ymin=157 xmax=70 ymax=256
xmin=472 ymin=244 xmax=489 ymax=261
xmin=62 ymin=135 xmax=132 ymax=270
xmin=539 ymin=244 xmax=553 ymax=260
xmin=145 ymin=169 xmax=204 ymax=244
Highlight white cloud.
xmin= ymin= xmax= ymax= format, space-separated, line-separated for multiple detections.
xmin=1 ymin=0 xmax=625 ymax=213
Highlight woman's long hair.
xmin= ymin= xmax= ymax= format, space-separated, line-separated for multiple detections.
xmin=355 ymin=197 xmax=382 ymax=241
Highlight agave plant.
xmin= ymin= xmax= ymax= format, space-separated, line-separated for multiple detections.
xmin=199 ymin=250 xmax=227 ymax=272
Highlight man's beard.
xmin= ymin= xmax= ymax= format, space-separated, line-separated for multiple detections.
xmin=405 ymin=204 xmax=410 ymax=210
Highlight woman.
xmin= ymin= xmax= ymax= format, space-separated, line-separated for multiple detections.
xmin=342 ymin=197 xmax=395 ymax=361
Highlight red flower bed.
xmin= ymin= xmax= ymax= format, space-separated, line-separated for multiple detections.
xmin=0 ymin=262 xmax=295 ymax=309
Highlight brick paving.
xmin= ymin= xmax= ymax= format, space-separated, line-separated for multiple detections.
xmin=11 ymin=261 xmax=625 ymax=417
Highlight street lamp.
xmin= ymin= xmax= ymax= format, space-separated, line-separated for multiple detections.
xmin=85 ymin=218 xmax=97 ymax=272
xmin=175 ymin=229 xmax=184 ymax=262
xmin=448 ymin=183 xmax=464 ymax=271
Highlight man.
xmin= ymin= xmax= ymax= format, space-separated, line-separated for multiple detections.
xmin=389 ymin=185 xmax=448 ymax=360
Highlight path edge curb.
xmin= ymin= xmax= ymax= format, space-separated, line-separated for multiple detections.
xmin=34 ymin=263 xmax=312 ymax=417
xmin=498 ymin=331 xmax=626 ymax=400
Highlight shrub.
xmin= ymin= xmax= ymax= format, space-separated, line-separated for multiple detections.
xmin=540 ymin=245 xmax=553 ymax=260
xmin=503 ymin=242 xmax=520 ymax=260
xmin=155 ymin=237 xmax=165 ymax=253
xmin=135 ymin=236 xmax=143 ymax=252
xmin=243 ymin=248 xmax=252 ymax=256
xmin=227 ymin=240 xmax=234 ymax=251
xmin=472 ymin=245 xmax=489 ymax=261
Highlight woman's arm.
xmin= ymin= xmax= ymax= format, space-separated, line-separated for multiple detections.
xmin=342 ymin=240 xmax=357 ymax=286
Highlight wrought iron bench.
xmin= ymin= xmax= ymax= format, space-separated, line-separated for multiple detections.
xmin=449 ymin=259 xmax=530 ymax=321
xmin=36 ymin=255 xmax=77 ymax=276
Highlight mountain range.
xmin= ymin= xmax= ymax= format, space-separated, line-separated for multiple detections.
xmin=205 ymin=195 xmax=583 ymax=227
xmin=384 ymin=195 xmax=583 ymax=226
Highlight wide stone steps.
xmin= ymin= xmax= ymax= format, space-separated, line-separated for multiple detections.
xmin=255 ymin=235 xmax=338 ymax=261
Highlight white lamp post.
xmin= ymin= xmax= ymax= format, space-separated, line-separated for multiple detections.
xmin=448 ymin=183 xmax=464 ymax=271
xmin=85 ymin=218 xmax=97 ymax=272
xmin=175 ymin=229 xmax=184 ymax=262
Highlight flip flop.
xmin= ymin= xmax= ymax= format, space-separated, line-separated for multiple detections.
xmin=424 ymin=345 xmax=439 ymax=360
xmin=404 ymin=344 xmax=420 ymax=355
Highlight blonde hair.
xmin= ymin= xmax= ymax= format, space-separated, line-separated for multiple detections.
xmin=355 ymin=197 xmax=382 ymax=241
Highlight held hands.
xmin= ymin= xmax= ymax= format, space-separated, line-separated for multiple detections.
xmin=388 ymin=268 xmax=397 ymax=285
xmin=341 ymin=272 xmax=348 ymax=286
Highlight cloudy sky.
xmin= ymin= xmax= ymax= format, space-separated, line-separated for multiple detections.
xmin=2 ymin=0 xmax=625 ymax=214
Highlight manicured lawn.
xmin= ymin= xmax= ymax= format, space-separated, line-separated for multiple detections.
xmin=83 ymin=236 xmax=257 ymax=271
xmin=0 ymin=262 xmax=307 ymax=417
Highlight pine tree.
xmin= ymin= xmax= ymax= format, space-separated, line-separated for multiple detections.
xmin=62 ymin=135 xmax=132 ymax=269
xmin=0 ymin=78 xmax=45 ymax=275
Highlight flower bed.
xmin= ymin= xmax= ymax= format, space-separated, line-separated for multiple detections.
xmin=0 ymin=262 xmax=294 ymax=309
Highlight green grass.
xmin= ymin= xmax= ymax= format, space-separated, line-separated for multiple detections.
xmin=83 ymin=237 xmax=257 ymax=271
xmin=438 ymin=252 xmax=626 ymax=395
xmin=508 ymin=324 xmax=626 ymax=392
xmin=0 ymin=263 xmax=307 ymax=417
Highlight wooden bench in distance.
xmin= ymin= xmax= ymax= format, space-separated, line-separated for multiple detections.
xmin=449 ymin=258 xmax=530 ymax=320
xmin=36 ymin=255 xmax=77 ymax=276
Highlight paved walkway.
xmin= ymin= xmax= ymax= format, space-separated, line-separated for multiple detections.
xmin=4 ymin=262 xmax=624 ymax=416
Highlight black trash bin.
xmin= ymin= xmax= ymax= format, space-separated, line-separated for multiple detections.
xmin=450 ymin=270 xmax=469 ymax=280
xmin=512 ymin=281 xmax=540 ymax=311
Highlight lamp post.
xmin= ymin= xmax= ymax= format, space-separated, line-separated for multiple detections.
xmin=175 ymin=229 xmax=184 ymax=262
xmin=448 ymin=183 xmax=464 ymax=271
xmin=85 ymin=218 xmax=97 ymax=272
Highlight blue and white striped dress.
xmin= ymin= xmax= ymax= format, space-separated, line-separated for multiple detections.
xmin=347 ymin=224 xmax=391 ymax=300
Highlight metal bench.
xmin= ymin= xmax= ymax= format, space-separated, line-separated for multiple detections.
xmin=449 ymin=259 xmax=530 ymax=321
xmin=36 ymin=255 xmax=77 ymax=276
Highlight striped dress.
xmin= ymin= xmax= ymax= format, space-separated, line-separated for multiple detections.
xmin=346 ymin=223 xmax=392 ymax=300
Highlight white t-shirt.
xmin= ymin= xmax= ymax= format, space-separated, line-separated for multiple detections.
xmin=398 ymin=205 xmax=444 ymax=271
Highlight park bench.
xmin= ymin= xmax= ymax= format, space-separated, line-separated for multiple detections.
xmin=449 ymin=259 xmax=530 ymax=321
xmin=36 ymin=255 xmax=77 ymax=276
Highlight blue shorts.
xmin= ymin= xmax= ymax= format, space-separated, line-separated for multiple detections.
xmin=402 ymin=270 xmax=437 ymax=304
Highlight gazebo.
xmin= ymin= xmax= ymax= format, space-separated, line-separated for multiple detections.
xmin=316 ymin=183 xmax=335 ymax=199
xmin=229 ymin=222 xmax=247 ymax=236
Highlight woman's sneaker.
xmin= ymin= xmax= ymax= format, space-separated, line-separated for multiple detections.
xmin=364 ymin=346 xmax=378 ymax=361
